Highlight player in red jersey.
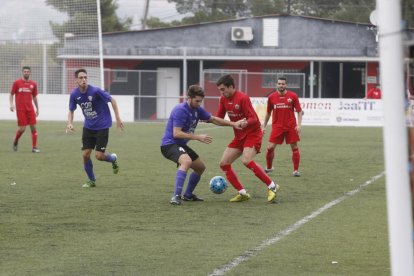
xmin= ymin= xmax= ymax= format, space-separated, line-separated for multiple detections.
xmin=216 ymin=75 xmax=280 ymax=203
xmin=365 ymin=84 xmax=382 ymax=99
xmin=9 ymin=66 xmax=40 ymax=153
xmin=262 ymin=76 xmax=303 ymax=176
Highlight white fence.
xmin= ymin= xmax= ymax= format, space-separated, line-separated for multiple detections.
xmin=0 ymin=94 xmax=134 ymax=122
xmin=0 ymin=94 xmax=385 ymax=127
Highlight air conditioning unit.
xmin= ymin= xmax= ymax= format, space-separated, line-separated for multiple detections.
xmin=231 ymin=27 xmax=253 ymax=42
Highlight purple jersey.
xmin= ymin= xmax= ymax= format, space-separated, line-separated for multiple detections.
xmin=161 ymin=102 xmax=212 ymax=146
xmin=69 ymin=85 xmax=113 ymax=130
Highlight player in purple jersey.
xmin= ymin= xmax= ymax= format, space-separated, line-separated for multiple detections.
xmin=161 ymin=84 xmax=245 ymax=205
xmin=66 ymin=69 xmax=124 ymax=188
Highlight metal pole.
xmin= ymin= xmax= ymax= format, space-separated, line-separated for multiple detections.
xmin=42 ymin=43 xmax=47 ymax=94
xmin=142 ymin=0 xmax=150 ymax=30
xmin=183 ymin=47 xmax=187 ymax=96
xmin=377 ymin=0 xmax=414 ymax=275
xmin=339 ymin=62 xmax=343 ymax=98
xmin=96 ymin=0 xmax=104 ymax=88
xmin=310 ymin=61 xmax=314 ymax=98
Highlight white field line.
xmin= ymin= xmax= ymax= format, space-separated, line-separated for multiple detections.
xmin=209 ymin=172 xmax=386 ymax=276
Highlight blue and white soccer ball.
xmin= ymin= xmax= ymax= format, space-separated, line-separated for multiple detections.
xmin=209 ymin=176 xmax=228 ymax=194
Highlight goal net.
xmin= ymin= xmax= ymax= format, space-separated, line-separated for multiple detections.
xmin=0 ymin=0 xmax=103 ymax=95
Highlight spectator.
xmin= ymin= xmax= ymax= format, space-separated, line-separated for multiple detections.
xmin=366 ymin=84 xmax=382 ymax=99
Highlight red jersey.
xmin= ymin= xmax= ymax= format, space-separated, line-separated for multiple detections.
xmin=366 ymin=88 xmax=381 ymax=99
xmin=217 ymin=90 xmax=261 ymax=140
xmin=11 ymin=79 xmax=38 ymax=111
xmin=267 ymin=90 xmax=302 ymax=130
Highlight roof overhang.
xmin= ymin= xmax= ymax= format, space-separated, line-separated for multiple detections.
xmin=102 ymin=55 xmax=380 ymax=62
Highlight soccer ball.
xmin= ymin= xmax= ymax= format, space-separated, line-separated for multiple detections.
xmin=209 ymin=176 xmax=228 ymax=194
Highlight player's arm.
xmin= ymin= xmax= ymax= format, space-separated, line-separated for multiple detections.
xmin=262 ymin=112 xmax=271 ymax=132
xmin=110 ymin=97 xmax=124 ymax=131
xmin=173 ymin=127 xmax=212 ymax=144
xmin=262 ymin=97 xmax=273 ymax=133
xmin=241 ymin=97 xmax=259 ymax=127
xmin=9 ymin=93 xmax=15 ymax=112
xmin=208 ymin=116 xmax=242 ymax=129
xmin=66 ymin=110 xmax=75 ymax=133
xmin=296 ymin=109 xmax=303 ymax=133
xmin=33 ymin=96 xmax=39 ymax=116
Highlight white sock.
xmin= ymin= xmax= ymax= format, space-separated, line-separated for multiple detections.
xmin=239 ymin=189 xmax=247 ymax=195
xmin=268 ymin=182 xmax=275 ymax=189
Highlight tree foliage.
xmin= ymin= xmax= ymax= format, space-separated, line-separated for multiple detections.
xmin=146 ymin=0 xmax=412 ymax=29
xmin=46 ymin=0 xmax=132 ymax=39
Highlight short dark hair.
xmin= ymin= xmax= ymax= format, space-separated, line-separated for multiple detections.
xmin=187 ymin=85 xmax=205 ymax=98
xmin=75 ymin=69 xmax=87 ymax=78
xmin=22 ymin=66 xmax=31 ymax=71
xmin=216 ymin=74 xmax=235 ymax=88
xmin=277 ymin=76 xmax=287 ymax=82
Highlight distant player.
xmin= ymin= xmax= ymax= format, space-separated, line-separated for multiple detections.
xmin=215 ymin=74 xmax=279 ymax=203
xmin=161 ymin=84 xmax=244 ymax=205
xmin=9 ymin=66 xmax=40 ymax=153
xmin=66 ymin=69 xmax=124 ymax=188
xmin=366 ymin=84 xmax=382 ymax=99
xmin=262 ymin=76 xmax=303 ymax=177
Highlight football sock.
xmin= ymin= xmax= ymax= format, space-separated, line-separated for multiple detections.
xmin=292 ymin=148 xmax=300 ymax=171
xmin=31 ymin=130 xmax=37 ymax=148
xmin=266 ymin=148 xmax=275 ymax=169
xmin=268 ymin=181 xmax=276 ymax=190
xmin=174 ymin=170 xmax=187 ymax=196
xmin=14 ymin=130 xmax=23 ymax=144
xmin=220 ymin=164 xmax=244 ymax=191
xmin=84 ymin=159 xmax=96 ymax=181
xmin=105 ymin=153 xmax=116 ymax=162
xmin=184 ymin=172 xmax=200 ymax=198
xmin=245 ymin=161 xmax=272 ymax=186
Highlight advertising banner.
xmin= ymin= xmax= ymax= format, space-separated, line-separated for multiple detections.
xmin=251 ymin=97 xmax=384 ymax=127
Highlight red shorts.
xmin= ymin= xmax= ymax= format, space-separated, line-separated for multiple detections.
xmin=269 ymin=128 xmax=300 ymax=144
xmin=16 ymin=109 xmax=36 ymax=126
xmin=228 ymin=131 xmax=263 ymax=153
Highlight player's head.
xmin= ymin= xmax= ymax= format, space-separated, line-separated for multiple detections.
xmin=75 ymin=69 xmax=88 ymax=90
xmin=22 ymin=66 xmax=31 ymax=80
xmin=277 ymin=76 xmax=287 ymax=93
xmin=216 ymin=74 xmax=235 ymax=98
xmin=187 ymin=85 xmax=205 ymax=109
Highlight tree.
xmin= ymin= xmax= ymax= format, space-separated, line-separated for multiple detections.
xmin=168 ymin=0 xmax=250 ymax=18
xmin=46 ymin=0 xmax=132 ymax=37
xmin=155 ymin=0 xmax=414 ymax=28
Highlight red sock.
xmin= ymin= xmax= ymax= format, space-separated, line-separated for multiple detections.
xmin=14 ymin=130 xmax=23 ymax=144
xmin=220 ymin=164 xmax=244 ymax=191
xmin=31 ymin=130 xmax=38 ymax=148
xmin=266 ymin=148 xmax=275 ymax=169
xmin=292 ymin=148 xmax=300 ymax=171
xmin=245 ymin=161 xmax=272 ymax=186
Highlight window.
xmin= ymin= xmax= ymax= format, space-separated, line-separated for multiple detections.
xmin=112 ymin=69 xmax=128 ymax=82
xmin=262 ymin=69 xmax=301 ymax=88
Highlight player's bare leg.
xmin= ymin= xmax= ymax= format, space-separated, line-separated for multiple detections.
xmin=219 ymin=147 xmax=250 ymax=202
xmin=243 ymin=147 xmax=279 ymax=202
xmin=13 ymin=125 xmax=26 ymax=151
xmin=265 ymin=142 xmax=276 ymax=173
xmin=291 ymin=142 xmax=301 ymax=177
xmin=29 ymin=124 xmax=39 ymax=153
xmin=182 ymin=158 xmax=205 ymax=201
xmin=82 ymin=149 xmax=96 ymax=187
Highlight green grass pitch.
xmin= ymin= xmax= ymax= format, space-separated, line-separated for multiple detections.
xmin=0 ymin=120 xmax=389 ymax=275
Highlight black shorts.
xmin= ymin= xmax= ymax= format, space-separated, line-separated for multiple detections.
xmin=160 ymin=144 xmax=199 ymax=164
xmin=82 ymin=127 xmax=109 ymax=152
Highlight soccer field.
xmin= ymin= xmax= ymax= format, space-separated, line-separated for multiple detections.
xmin=0 ymin=121 xmax=388 ymax=275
